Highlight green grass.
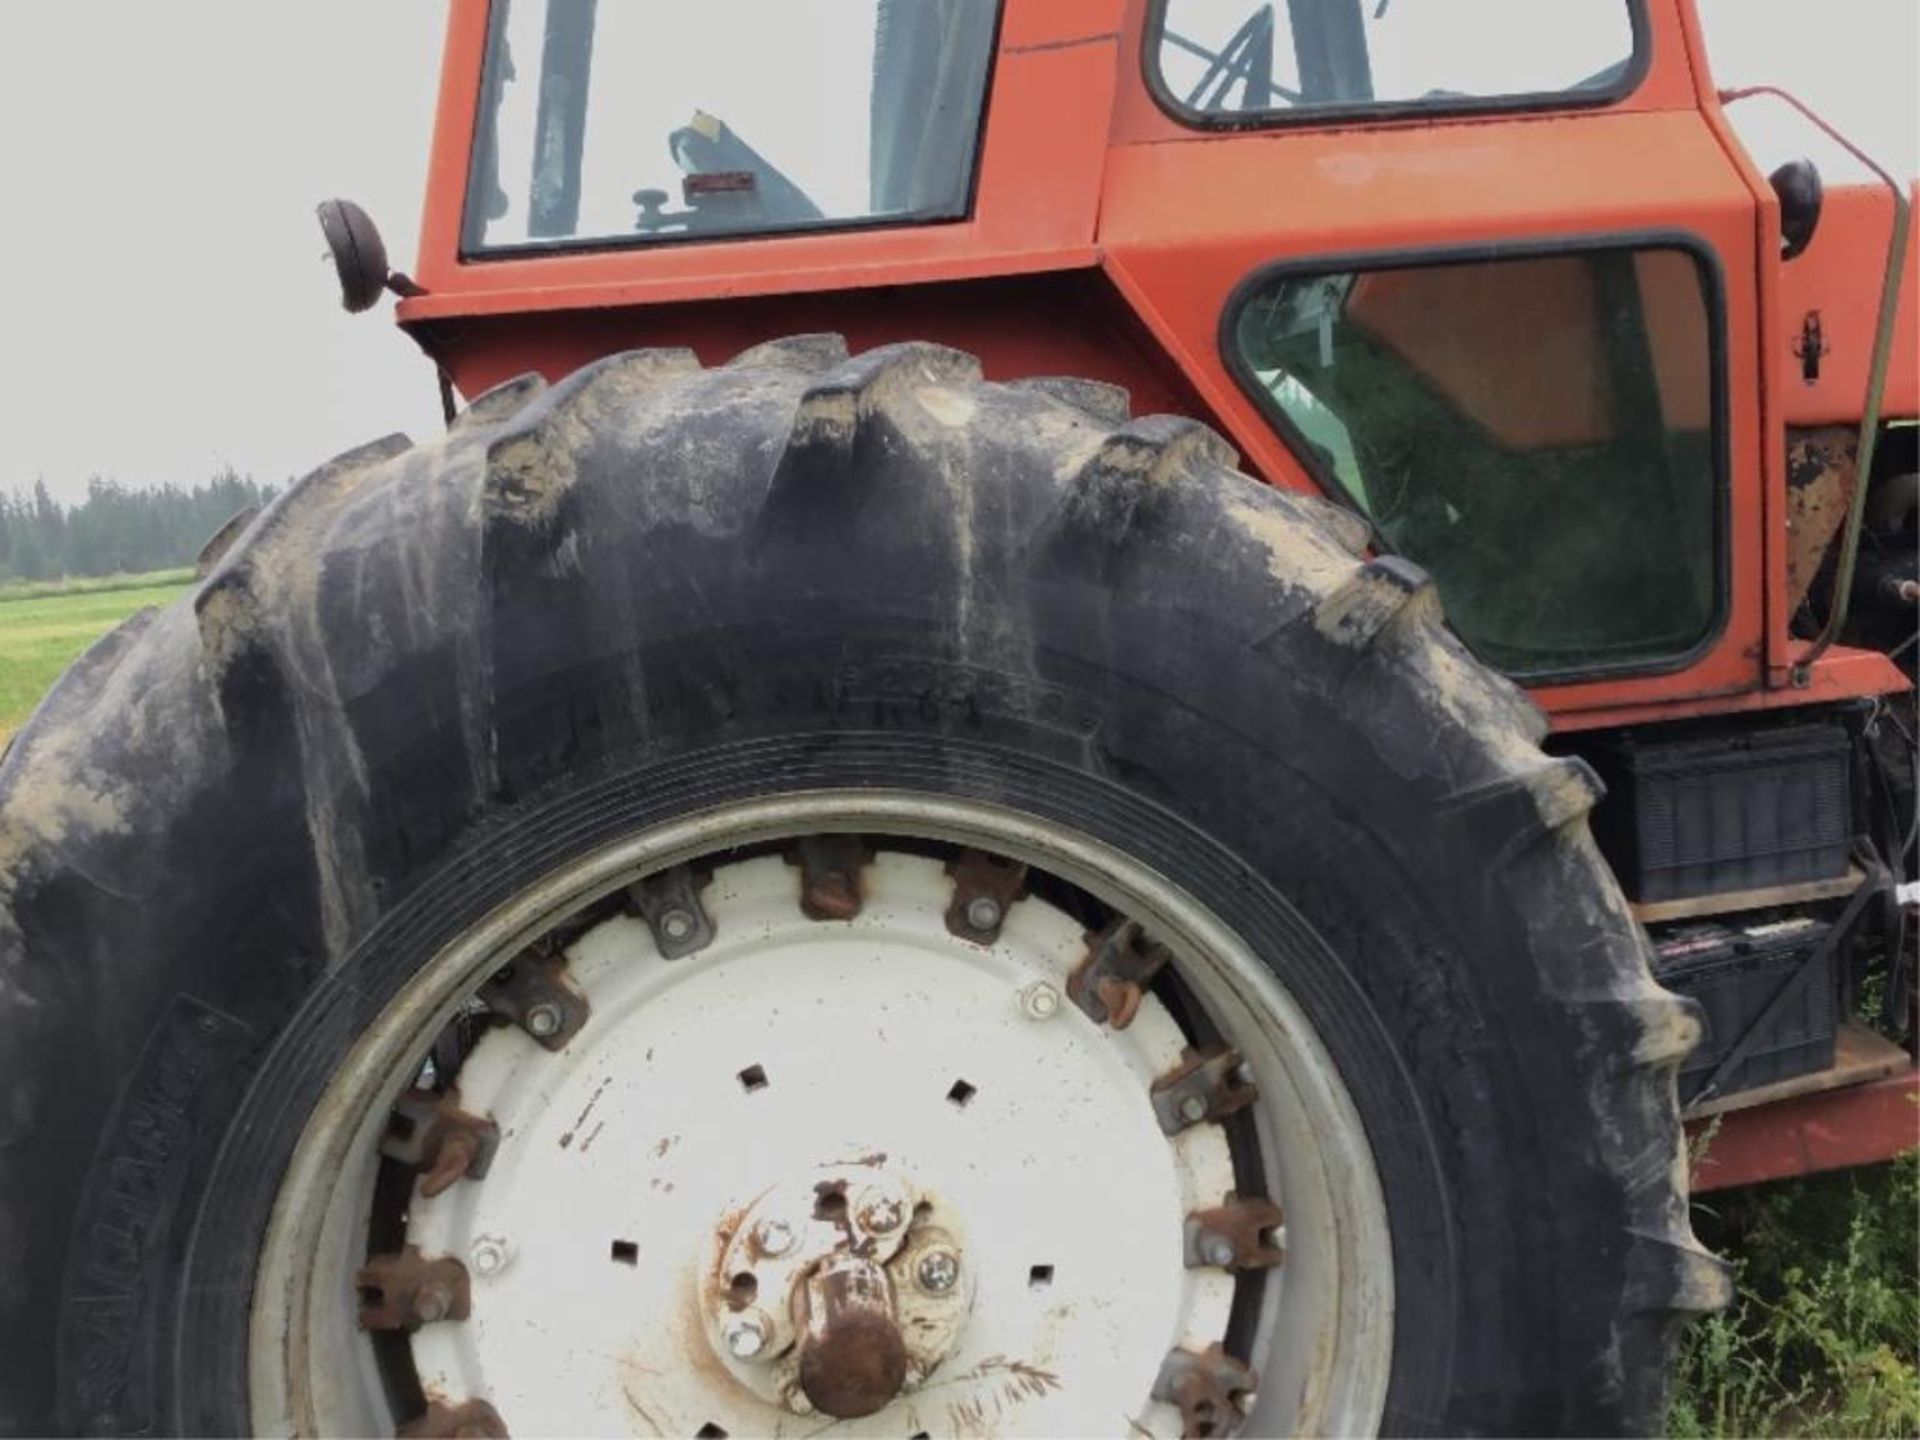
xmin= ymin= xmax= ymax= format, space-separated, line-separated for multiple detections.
xmin=0 ymin=566 xmax=194 ymax=601
xmin=0 ymin=573 xmax=194 ymax=743
xmin=1671 ymin=1154 xmax=1920 ymax=1438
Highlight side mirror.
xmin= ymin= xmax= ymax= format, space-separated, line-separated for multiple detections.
xmin=316 ymin=198 xmax=425 ymax=313
xmin=1769 ymin=160 xmax=1824 ymax=261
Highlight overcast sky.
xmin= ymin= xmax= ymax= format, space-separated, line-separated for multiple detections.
xmin=0 ymin=2 xmax=1913 ymax=506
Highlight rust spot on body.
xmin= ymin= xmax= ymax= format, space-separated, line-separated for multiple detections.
xmin=1785 ymin=425 xmax=1859 ymax=614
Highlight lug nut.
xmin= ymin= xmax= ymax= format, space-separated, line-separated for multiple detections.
xmin=857 ymin=1193 xmax=906 ymax=1234
xmin=916 ymin=1248 xmax=960 ymax=1294
xmin=660 ymin=907 xmax=696 ymax=942
xmin=1202 ymin=1236 xmax=1236 ymax=1268
xmin=1020 ymin=981 xmax=1061 ymax=1020
xmin=468 ymin=1236 xmax=511 ymax=1277
xmin=755 ymin=1218 xmax=796 ymax=1257
xmin=965 ymin=895 xmax=1003 ymax=933
xmin=1179 ymin=1094 xmax=1209 ymax=1123
xmin=723 ymin=1309 xmax=772 ymax=1360
xmin=525 ymin=1003 xmax=563 ymax=1039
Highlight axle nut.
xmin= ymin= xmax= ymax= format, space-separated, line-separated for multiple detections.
xmin=857 ymin=1193 xmax=906 ymax=1234
xmin=797 ymin=1256 xmax=907 ymax=1418
xmin=723 ymin=1309 xmax=773 ymax=1360
xmin=915 ymin=1248 xmax=960 ymax=1295
xmin=754 ymin=1218 xmax=797 ymax=1257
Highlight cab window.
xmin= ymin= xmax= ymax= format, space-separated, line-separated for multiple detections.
xmin=467 ymin=1 xmax=998 ymax=253
xmin=1229 ymin=246 xmax=1721 ymax=677
xmin=1153 ymin=0 xmax=1639 ymax=122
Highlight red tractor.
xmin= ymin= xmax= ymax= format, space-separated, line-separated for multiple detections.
xmin=2 ymin=1 xmax=1912 ymax=1435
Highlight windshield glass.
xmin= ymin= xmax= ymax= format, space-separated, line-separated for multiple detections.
xmin=1154 ymin=0 xmax=1637 ymax=118
xmin=467 ymin=0 xmax=998 ymax=253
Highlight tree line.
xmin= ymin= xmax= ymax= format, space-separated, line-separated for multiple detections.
xmin=0 ymin=471 xmax=277 ymax=583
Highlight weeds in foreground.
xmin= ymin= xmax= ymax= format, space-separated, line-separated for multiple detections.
xmin=1671 ymin=1153 xmax=1920 ymax=1438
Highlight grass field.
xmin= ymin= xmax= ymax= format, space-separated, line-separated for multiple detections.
xmin=0 ymin=570 xmax=194 ymax=744
xmin=1672 ymin=1156 xmax=1918 ymax=1438
xmin=0 ymin=571 xmax=1911 ymax=1434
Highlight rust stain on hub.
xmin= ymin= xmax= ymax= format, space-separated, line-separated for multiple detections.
xmin=796 ymin=1255 xmax=909 ymax=1419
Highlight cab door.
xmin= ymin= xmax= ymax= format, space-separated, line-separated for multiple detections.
xmin=1099 ymin=0 xmax=1771 ymax=720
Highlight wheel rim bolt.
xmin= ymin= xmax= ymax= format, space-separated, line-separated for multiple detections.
xmin=1020 ymin=981 xmax=1061 ymax=1020
xmin=1179 ymin=1094 xmax=1209 ymax=1123
xmin=468 ymin=1236 xmax=511 ymax=1277
xmin=755 ymin=1219 xmax=796 ymax=1257
xmin=965 ymin=896 xmax=1003 ymax=933
xmin=525 ymin=1003 xmax=562 ymax=1039
xmin=724 ymin=1310 xmax=772 ymax=1360
xmin=916 ymin=1248 xmax=960 ymax=1294
xmin=661 ymin=908 xmax=695 ymax=942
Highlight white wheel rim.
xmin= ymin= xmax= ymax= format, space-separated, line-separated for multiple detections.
xmin=251 ymin=792 xmax=1393 ymax=1438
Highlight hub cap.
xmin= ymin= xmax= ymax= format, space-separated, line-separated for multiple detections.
xmin=252 ymin=795 xmax=1392 ymax=1437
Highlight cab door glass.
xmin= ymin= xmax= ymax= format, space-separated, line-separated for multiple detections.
xmin=1230 ymin=247 xmax=1721 ymax=677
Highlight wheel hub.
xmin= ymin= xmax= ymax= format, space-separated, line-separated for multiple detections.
xmin=251 ymin=798 xmax=1393 ymax=1438
xmin=703 ymin=1164 xmax=975 ymax=1418
xmin=395 ymin=850 xmax=1223 ymax=1435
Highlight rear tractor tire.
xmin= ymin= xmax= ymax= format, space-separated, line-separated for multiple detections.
xmin=0 ymin=336 xmax=1727 ymax=1437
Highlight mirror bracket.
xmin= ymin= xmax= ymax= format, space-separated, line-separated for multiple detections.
xmin=317 ymin=198 xmax=425 ymax=313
